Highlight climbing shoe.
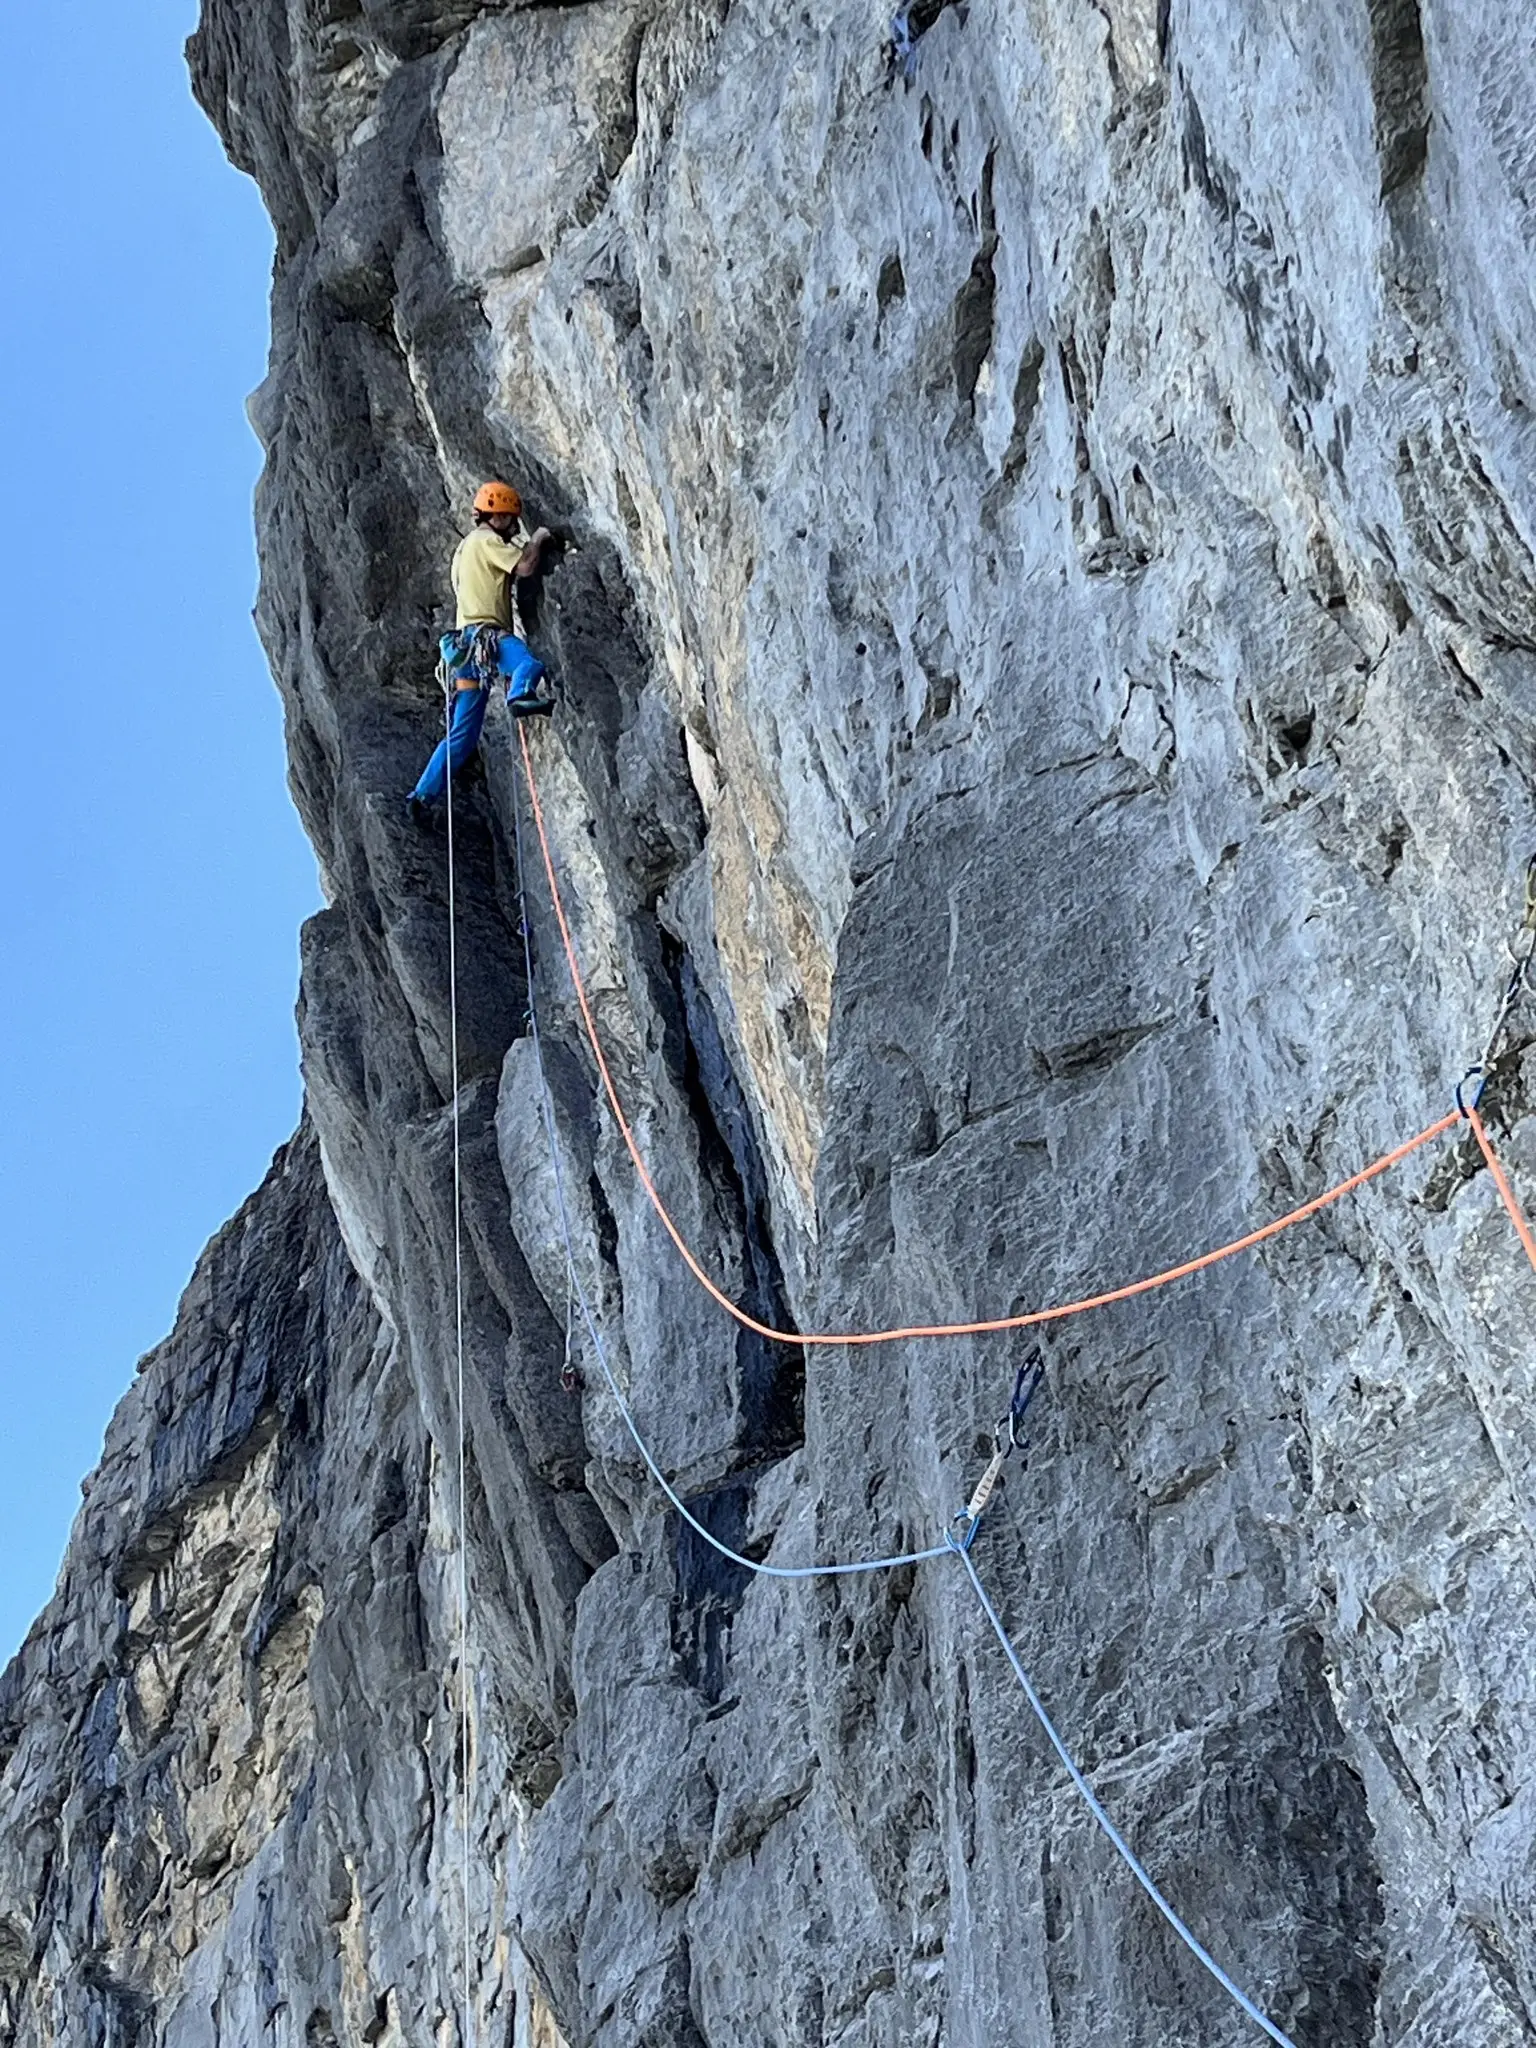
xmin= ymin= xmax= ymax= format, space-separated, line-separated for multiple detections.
xmin=507 ymin=692 xmax=555 ymax=719
xmin=406 ymin=794 xmax=437 ymax=828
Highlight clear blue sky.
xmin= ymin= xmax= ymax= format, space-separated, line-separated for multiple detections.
xmin=0 ymin=4 xmax=319 ymax=1659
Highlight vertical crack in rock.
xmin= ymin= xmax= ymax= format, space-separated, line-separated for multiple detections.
xmin=671 ymin=1484 xmax=754 ymax=1708
xmin=952 ymin=147 xmax=998 ymax=409
xmin=1367 ymin=0 xmax=1431 ymax=200
xmin=1000 ymin=334 xmax=1045 ymax=483
xmin=669 ymin=943 xmax=805 ymax=1460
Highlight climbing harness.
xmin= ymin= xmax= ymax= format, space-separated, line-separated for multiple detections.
xmin=499 ymin=739 xmax=1536 ymax=2043
xmin=1459 ymin=852 xmax=1536 ymax=1113
xmin=440 ymin=622 xmax=506 ymax=688
xmin=439 ymin=622 xmax=552 ymax=716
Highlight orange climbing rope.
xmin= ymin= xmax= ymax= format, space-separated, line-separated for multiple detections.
xmin=1465 ymin=1103 xmax=1536 ymax=1272
xmin=514 ymin=730 xmax=1486 ymax=1346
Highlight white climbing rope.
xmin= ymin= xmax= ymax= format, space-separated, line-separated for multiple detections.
xmin=443 ymin=680 xmax=475 ymax=2048
xmin=949 ymin=1533 xmax=1300 ymax=2048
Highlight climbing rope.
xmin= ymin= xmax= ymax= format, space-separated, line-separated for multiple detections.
xmin=1453 ymin=866 xmax=1536 ymax=1275
xmin=442 ymin=681 xmax=476 ymax=2048
xmin=560 ymin=1260 xmax=580 ymax=1395
xmin=509 ymin=763 xmax=1299 ymax=2041
xmin=511 ymin=777 xmax=949 ymax=1580
xmin=1465 ymin=1102 xmax=1536 ymax=1273
xmin=949 ymin=1530 xmax=1300 ymax=2048
xmin=517 ymin=725 xmax=1462 ymax=1347
xmin=506 ymin=741 xmax=1536 ymax=2045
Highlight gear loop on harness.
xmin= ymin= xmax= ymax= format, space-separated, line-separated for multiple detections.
xmin=438 ymin=622 xmax=512 ymax=694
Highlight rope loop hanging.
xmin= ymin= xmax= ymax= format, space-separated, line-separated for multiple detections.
xmin=518 ymin=726 xmax=1465 ymax=1349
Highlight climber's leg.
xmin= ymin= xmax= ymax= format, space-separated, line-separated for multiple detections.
xmin=410 ymin=685 xmax=490 ymax=805
xmin=497 ymin=633 xmax=552 ymax=716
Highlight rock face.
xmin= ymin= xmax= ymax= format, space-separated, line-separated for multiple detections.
xmin=5 ymin=1 xmax=1536 ymax=2042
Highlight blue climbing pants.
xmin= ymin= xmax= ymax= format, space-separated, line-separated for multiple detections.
xmin=411 ymin=631 xmax=547 ymax=805
xmin=411 ymin=685 xmax=489 ymax=805
xmin=490 ymin=632 xmax=546 ymax=700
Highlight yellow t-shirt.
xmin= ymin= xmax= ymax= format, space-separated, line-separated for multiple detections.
xmin=451 ymin=521 xmax=532 ymax=630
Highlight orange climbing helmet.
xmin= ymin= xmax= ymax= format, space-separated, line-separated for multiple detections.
xmin=473 ymin=480 xmax=522 ymax=517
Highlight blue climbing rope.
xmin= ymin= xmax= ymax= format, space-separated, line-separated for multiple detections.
xmin=949 ymin=1531 xmax=1301 ymax=2048
xmin=511 ymin=766 xmax=949 ymax=1583
xmin=511 ymin=746 xmax=1301 ymax=2041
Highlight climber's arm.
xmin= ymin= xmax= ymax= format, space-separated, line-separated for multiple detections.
xmin=515 ymin=526 xmax=552 ymax=578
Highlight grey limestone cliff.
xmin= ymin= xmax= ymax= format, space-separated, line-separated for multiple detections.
xmin=4 ymin=1 xmax=1536 ymax=2043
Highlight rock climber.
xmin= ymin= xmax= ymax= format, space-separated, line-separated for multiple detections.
xmin=407 ymin=480 xmax=554 ymax=823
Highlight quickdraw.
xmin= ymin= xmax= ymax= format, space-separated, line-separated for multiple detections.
xmin=560 ymin=1253 xmax=583 ymax=1395
xmin=955 ymin=1350 xmax=1045 ymax=1543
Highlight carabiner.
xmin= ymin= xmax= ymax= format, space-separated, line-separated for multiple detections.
xmin=1008 ymin=1351 xmax=1045 ymax=1449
